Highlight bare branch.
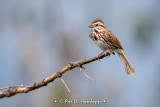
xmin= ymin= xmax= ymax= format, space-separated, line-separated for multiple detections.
xmin=0 ymin=54 xmax=107 ymax=98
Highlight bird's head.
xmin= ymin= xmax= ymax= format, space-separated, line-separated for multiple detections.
xmin=88 ymin=18 xmax=105 ymax=28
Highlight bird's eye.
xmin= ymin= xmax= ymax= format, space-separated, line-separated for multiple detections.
xmin=96 ymin=24 xmax=98 ymax=26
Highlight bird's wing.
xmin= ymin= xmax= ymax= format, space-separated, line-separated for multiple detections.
xmin=104 ymin=30 xmax=123 ymax=49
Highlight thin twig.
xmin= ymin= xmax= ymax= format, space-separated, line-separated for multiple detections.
xmin=60 ymin=77 xmax=71 ymax=93
xmin=78 ymin=66 xmax=93 ymax=82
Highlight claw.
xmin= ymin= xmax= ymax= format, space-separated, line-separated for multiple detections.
xmin=105 ymin=51 xmax=111 ymax=56
xmin=97 ymin=49 xmax=113 ymax=61
xmin=104 ymin=50 xmax=111 ymax=57
xmin=97 ymin=53 xmax=102 ymax=62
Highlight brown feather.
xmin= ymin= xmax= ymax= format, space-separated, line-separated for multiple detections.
xmin=107 ymin=30 xmax=123 ymax=49
xmin=91 ymin=18 xmax=104 ymax=25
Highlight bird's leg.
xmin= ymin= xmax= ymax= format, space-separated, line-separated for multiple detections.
xmin=104 ymin=49 xmax=111 ymax=57
xmin=97 ymin=51 xmax=105 ymax=61
xmin=97 ymin=49 xmax=112 ymax=61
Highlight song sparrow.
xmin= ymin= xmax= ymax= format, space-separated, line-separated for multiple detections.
xmin=89 ymin=18 xmax=136 ymax=76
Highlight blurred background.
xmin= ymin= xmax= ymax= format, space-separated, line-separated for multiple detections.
xmin=0 ymin=0 xmax=160 ymax=107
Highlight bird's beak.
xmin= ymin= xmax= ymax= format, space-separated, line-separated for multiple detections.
xmin=88 ymin=25 xmax=93 ymax=28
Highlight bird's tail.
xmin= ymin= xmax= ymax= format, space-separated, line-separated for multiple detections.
xmin=117 ymin=49 xmax=136 ymax=76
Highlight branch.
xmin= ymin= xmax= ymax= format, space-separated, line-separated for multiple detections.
xmin=0 ymin=54 xmax=107 ymax=98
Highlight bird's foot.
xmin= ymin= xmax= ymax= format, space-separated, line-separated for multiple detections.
xmin=97 ymin=50 xmax=112 ymax=61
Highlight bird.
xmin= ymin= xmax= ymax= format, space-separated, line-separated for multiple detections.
xmin=88 ymin=18 xmax=136 ymax=76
